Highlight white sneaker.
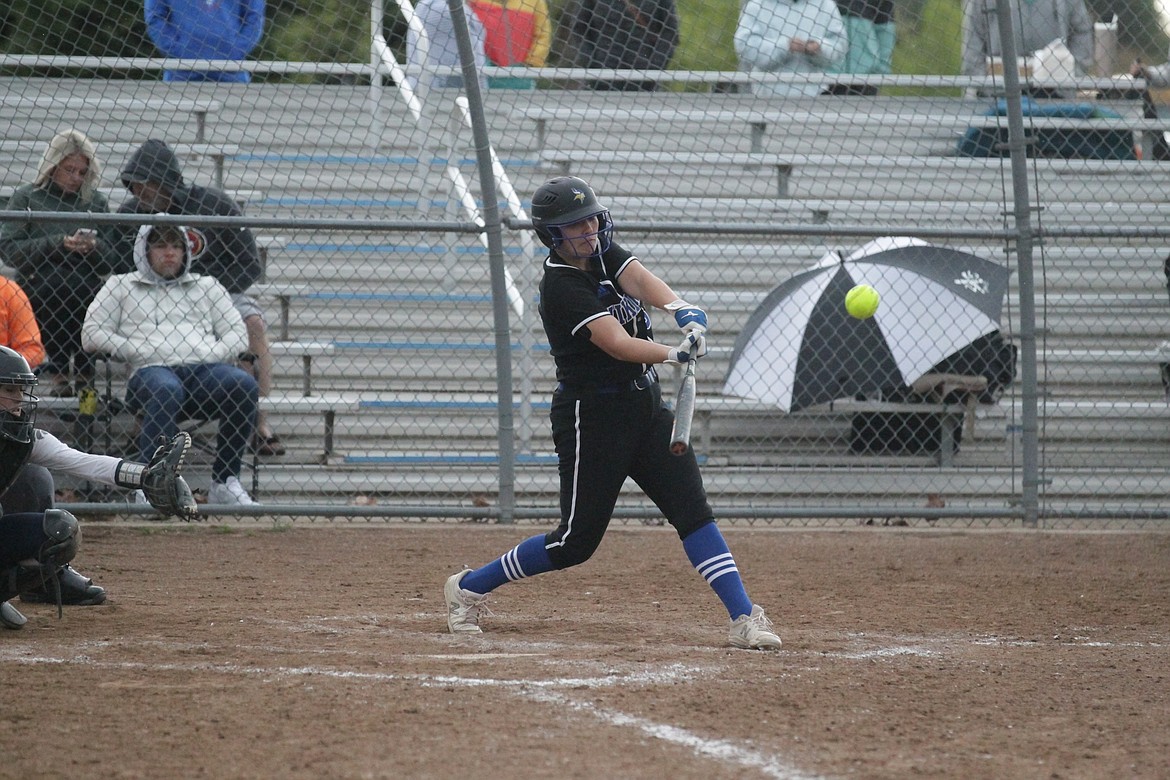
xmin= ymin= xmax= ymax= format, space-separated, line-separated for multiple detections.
xmin=729 ymin=605 xmax=783 ymax=651
xmin=132 ymin=489 xmax=149 ymax=505
xmin=444 ymin=569 xmax=489 ymax=634
xmin=208 ymin=476 xmax=255 ymax=506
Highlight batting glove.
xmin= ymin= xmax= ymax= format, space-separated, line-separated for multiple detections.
xmin=665 ymin=333 xmax=707 ymax=364
xmin=665 ymin=299 xmax=708 ymax=335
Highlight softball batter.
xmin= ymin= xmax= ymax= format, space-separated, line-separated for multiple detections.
xmin=444 ymin=176 xmax=781 ymax=650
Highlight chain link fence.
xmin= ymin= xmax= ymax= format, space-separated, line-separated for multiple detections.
xmin=2 ymin=0 xmax=1170 ymax=526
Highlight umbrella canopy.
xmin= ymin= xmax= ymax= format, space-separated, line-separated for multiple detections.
xmin=723 ymin=239 xmax=1010 ymax=413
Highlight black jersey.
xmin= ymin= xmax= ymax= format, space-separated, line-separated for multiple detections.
xmin=539 ymin=241 xmax=655 ymax=387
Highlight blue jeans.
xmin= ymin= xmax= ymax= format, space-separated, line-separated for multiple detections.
xmin=127 ymin=364 xmax=259 ymax=483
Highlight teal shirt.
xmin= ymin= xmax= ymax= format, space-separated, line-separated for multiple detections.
xmin=829 ymin=16 xmax=895 ymax=76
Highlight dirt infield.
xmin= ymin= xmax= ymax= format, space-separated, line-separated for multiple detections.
xmin=2 ymin=522 xmax=1168 ymax=779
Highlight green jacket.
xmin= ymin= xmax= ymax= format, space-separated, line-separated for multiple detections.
xmin=0 ymin=182 xmax=125 ymax=299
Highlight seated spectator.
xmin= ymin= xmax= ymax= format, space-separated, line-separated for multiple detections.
xmin=468 ymin=0 xmax=551 ymax=89
xmin=407 ymin=0 xmax=488 ymax=92
xmin=0 ymin=129 xmax=120 ymax=397
xmin=82 ymin=224 xmax=259 ymax=506
xmin=144 ymin=0 xmax=265 ymax=83
xmin=824 ymin=0 xmax=895 ymax=96
xmin=735 ymin=0 xmax=848 ymax=97
xmin=113 ymin=139 xmax=283 ymax=456
xmin=0 ymin=276 xmax=46 ymax=372
xmin=560 ymin=0 xmax=680 ymax=91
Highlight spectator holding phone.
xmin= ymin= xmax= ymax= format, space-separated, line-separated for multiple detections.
xmin=735 ymin=0 xmax=848 ymax=96
xmin=0 ymin=129 xmax=120 ymax=397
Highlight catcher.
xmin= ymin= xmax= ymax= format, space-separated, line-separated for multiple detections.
xmin=0 ymin=346 xmax=197 ymax=630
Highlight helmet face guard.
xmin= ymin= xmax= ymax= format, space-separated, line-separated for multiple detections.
xmin=530 ymin=176 xmax=614 ymax=255
xmin=0 ymin=386 xmax=38 ymax=444
xmin=542 ymin=211 xmax=614 ymax=257
xmin=0 ymin=346 xmax=39 ymax=444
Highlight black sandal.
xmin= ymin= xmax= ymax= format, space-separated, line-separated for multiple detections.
xmin=254 ymin=434 xmax=286 ymax=456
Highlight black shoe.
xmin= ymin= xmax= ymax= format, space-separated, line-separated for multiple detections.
xmin=20 ymin=565 xmax=107 ymax=606
xmin=252 ymin=433 xmax=286 ymax=456
xmin=1 ymin=600 xmax=27 ymax=629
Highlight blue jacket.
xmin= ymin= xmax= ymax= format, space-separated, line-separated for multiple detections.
xmin=145 ymin=0 xmax=265 ymax=83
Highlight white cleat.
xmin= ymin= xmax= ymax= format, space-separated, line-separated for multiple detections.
xmin=444 ymin=569 xmax=489 ymax=634
xmin=208 ymin=476 xmax=255 ymax=506
xmin=729 ymin=605 xmax=783 ymax=651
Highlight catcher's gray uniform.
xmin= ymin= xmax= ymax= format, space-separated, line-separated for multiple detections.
xmin=7 ymin=429 xmax=195 ymax=521
xmin=1 ymin=429 xmax=196 ymax=627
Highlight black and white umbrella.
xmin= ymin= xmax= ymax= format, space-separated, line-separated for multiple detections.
xmin=723 ymin=238 xmax=1010 ymax=413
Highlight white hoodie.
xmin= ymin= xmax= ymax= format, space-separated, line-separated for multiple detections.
xmin=81 ymin=223 xmax=248 ymax=371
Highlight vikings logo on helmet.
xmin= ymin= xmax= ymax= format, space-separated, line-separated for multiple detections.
xmin=185 ymin=227 xmax=208 ymax=260
xmin=571 ymin=188 xmax=586 ymax=203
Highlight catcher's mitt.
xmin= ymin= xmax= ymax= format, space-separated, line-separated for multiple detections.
xmin=141 ymin=432 xmax=199 ymax=521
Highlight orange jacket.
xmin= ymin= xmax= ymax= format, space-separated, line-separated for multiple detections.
xmin=468 ymin=0 xmax=551 ymax=67
xmin=0 ymin=276 xmax=46 ymax=369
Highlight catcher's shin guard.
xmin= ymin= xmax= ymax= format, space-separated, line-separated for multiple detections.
xmin=2 ymin=510 xmax=82 ymax=618
xmin=1 ymin=600 xmax=26 ymax=629
xmin=2 ymin=562 xmax=53 ymax=607
xmin=20 ymin=565 xmax=106 ymax=606
xmin=41 ymin=509 xmax=80 ymax=565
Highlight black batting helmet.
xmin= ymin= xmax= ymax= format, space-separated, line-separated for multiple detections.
xmin=530 ymin=176 xmax=613 ymax=252
xmin=0 ymin=346 xmax=39 ymax=444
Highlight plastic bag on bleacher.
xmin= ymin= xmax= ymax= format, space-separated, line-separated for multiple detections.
xmin=873 ymin=331 xmax=1018 ymax=407
xmin=925 ymin=332 xmax=1018 ymax=405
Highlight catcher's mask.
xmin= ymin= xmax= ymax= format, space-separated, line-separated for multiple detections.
xmin=0 ymin=346 xmax=39 ymax=444
xmin=530 ymin=176 xmax=613 ymax=255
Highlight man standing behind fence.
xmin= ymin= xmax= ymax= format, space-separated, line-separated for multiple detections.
xmin=560 ymin=0 xmax=680 ymax=91
xmin=960 ymin=0 xmax=1093 ymax=83
xmin=145 ymin=0 xmax=265 ymax=83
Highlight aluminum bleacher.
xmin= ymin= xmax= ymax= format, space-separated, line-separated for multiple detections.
xmin=3 ymin=78 xmax=1168 ymax=510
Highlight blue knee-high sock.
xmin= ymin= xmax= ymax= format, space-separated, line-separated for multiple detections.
xmin=682 ymin=522 xmax=753 ymax=619
xmin=460 ymin=534 xmax=554 ymax=595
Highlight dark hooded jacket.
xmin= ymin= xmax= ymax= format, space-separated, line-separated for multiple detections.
xmin=563 ymin=0 xmax=679 ymax=72
xmin=115 ymin=139 xmax=260 ymax=295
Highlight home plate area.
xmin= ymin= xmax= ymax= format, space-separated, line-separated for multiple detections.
xmin=2 ymin=525 xmax=1167 ymax=779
